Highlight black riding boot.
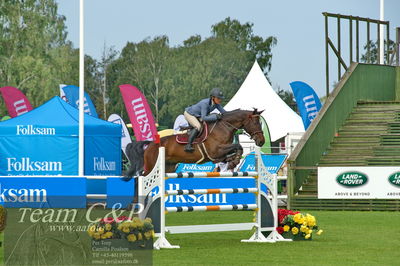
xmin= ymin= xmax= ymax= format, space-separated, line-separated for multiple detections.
xmin=184 ymin=129 xmax=199 ymax=152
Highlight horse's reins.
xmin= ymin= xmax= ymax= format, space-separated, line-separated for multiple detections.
xmin=220 ymin=115 xmax=263 ymax=140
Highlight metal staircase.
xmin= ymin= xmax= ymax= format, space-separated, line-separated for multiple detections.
xmin=291 ymin=101 xmax=400 ymax=210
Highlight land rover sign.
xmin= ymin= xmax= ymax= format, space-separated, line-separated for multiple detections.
xmin=336 ymin=172 xmax=368 ymax=187
xmin=319 ymin=166 xmax=400 ymax=199
xmin=388 ymin=172 xmax=400 ymax=187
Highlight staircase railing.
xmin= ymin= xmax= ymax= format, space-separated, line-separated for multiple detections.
xmin=323 ymin=12 xmax=393 ymax=97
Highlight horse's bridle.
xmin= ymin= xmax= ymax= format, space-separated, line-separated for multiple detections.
xmin=220 ymin=115 xmax=263 ymax=141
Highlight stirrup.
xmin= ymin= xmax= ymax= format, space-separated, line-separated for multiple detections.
xmin=185 ymin=144 xmax=194 ymax=152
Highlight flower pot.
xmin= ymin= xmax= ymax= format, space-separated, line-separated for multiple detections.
xmin=281 ymin=232 xmax=312 ymax=241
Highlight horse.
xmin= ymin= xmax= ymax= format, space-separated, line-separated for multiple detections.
xmin=124 ymin=109 xmax=265 ymax=177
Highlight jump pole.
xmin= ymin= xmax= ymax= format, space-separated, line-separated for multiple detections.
xmin=138 ymin=146 xmax=291 ymax=249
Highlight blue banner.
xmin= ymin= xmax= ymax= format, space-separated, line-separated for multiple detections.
xmin=175 ymin=162 xmax=215 ymax=173
xmin=239 ymin=153 xmax=287 ymax=174
xmin=290 ymin=81 xmax=322 ymax=130
xmin=0 ymin=177 xmax=86 ymax=208
xmin=104 ymin=177 xmax=266 ymax=208
xmin=0 ymin=136 xmax=78 ymax=176
xmin=106 ymin=177 xmax=135 ymax=208
xmin=61 ymin=85 xmax=98 ymax=118
xmin=165 ymin=178 xmax=266 ymax=207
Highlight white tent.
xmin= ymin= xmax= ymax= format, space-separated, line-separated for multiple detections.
xmin=224 ymin=61 xmax=305 ymax=142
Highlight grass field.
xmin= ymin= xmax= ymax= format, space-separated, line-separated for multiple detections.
xmin=153 ymin=210 xmax=400 ymax=266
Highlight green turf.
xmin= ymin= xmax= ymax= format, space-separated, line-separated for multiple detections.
xmin=153 ymin=211 xmax=400 ymax=266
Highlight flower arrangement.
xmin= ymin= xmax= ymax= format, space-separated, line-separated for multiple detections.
xmin=276 ymin=209 xmax=323 ymax=240
xmin=87 ymin=216 xmax=155 ymax=243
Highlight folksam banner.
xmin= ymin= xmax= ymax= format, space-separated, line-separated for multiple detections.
xmin=290 ymin=81 xmax=322 ymax=130
xmin=60 ymin=85 xmax=99 ymax=117
xmin=239 ymin=153 xmax=287 ymax=174
xmin=0 ymin=176 xmax=86 ymax=208
xmin=165 ymin=178 xmax=262 ymax=207
xmin=104 ymin=177 xmax=266 ymax=208
xmin=175 ymin=162 xmax=215 ymax=173
xmin=0 ymin=86 xmax=33 ymax=117
xmin=119 ymin=84 xmax=158 ymax=141
xmin=108 ymin=114 xmax=132 ymax=156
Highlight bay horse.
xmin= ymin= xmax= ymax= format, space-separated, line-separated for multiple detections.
xmin=125 ymin=109 xmax=265 ymax=177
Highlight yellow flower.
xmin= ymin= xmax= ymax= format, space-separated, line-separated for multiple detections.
xmin=137 ymin=232 xmax=143 ymax=240
xmin=88 ymin=225 xmax=96 ymax=236
xmin=127 ymin=234 xmax=137 ymax=242
xmin=283 ymin=225 xmax=290 ymax=232
xmin=105 ymin=232 xmax=113 ymax=238
xmin=144 ymin=231 xmax=153 ymax=240
xmin=144 ymin=217 xmax=152 ymax=223
xmin=305 ymin=234 xmax=311 ymax=239
xmin=101 ymin=233 xmax=108 ymax=239
xmin=305 ymin=214 xmax=316 ymax=227
xmin=105 ymin=224 xmax=112 ymax=231
xmin=293 ymin=213 xmax=302 ymax=223
xmin=307 ymin=229 xmax=313 ymax=235
xmin=97 ymin=227 xmax=104 ymax=234
xmin=122 ymin=226 xmax=130 ymax=233
xmin=291 ymin=227 xmax=299 ymax=235
xmin=317 ymin=230 xmax=323 ymax=235
xmin=300 ymin=225 xmax=308 ymax=233
xmin=93 ymin=232 xmax=101 ymax=240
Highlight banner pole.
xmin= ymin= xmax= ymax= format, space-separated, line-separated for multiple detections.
xmin=79 ymin=0 xmax=85 ymax=176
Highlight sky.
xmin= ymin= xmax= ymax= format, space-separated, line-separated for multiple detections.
xmin=56 ymin=0 xmax=400 ymax=97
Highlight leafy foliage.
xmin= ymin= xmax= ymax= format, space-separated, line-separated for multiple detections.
xmin=0 ymin=0 xmax=79 ymax=114
xmin=0 ymin=2 xmax=278 ymax=129
xmin=361 ymin=39 xmax=396 ymax=65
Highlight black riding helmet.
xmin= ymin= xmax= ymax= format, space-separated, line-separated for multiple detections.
xmin=210 ymin=88 xmax=225 ymax=99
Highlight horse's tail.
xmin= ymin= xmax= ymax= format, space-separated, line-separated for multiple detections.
xmin=123 ymin=140 xmax=151 ymax=180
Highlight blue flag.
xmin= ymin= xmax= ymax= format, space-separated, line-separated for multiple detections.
xmin=60 ymin=85 xmax=98 ymax=117
xmin=290 ymin=81 xmax=322 ymax=129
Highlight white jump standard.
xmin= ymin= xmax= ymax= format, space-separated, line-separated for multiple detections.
xmin=138 ymin=147 xmax=291 ymax=249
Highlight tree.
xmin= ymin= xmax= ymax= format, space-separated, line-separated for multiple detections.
xmin=91 ymin=43 xmax=118 ymax=118
xmin=111 ymin=36 xmax=169 ymax=123
xmin=211 ymin=17 xmax=277 ymax=76
xmin=361 ymin=39 xmax=396 ymax=65
xmin=104 ymin=17 xmax=278 ymax=127
xmin=276 ymin=87 xmax=297 ymax=112
xmin=161 ymin=37 xmax=252 ymax=125
xmin=0 ymin=0 xmax=77 ymax=114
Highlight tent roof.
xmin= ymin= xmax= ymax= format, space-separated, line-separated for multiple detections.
xmin=224 ymin=61 xmax=304 ymax=141
xmin=0 ymin=96 xmax=121 ymax=136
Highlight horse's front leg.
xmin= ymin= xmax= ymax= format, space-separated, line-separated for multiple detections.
xmin=215 ymin=144 xmax=243 ymax=170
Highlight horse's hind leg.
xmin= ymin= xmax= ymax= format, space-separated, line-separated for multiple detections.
xmin=143 ymin=145 xmax=159 ymax=175
xmin=215 ymin=144 xmax=243 ymax=170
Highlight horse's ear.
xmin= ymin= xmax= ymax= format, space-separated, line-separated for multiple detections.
xmin=252 ymin=108 xmax=264 ymax=115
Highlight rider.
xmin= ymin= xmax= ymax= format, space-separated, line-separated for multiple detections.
xmin=183 ymin=88 xmax=226 ymax=152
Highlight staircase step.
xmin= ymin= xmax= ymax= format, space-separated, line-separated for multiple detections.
xmin=330 ymin=142 xmax=380 ymax=147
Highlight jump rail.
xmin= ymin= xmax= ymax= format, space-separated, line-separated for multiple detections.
xmin=139 ymin=146 xmax=291 ymax=249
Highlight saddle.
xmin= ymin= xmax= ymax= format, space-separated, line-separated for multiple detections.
xmin=176 ymin=122 xmax=209 ymax=144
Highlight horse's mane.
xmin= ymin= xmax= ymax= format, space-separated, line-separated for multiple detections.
xmin=221 ymin=109 xmax=250 ymax=119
